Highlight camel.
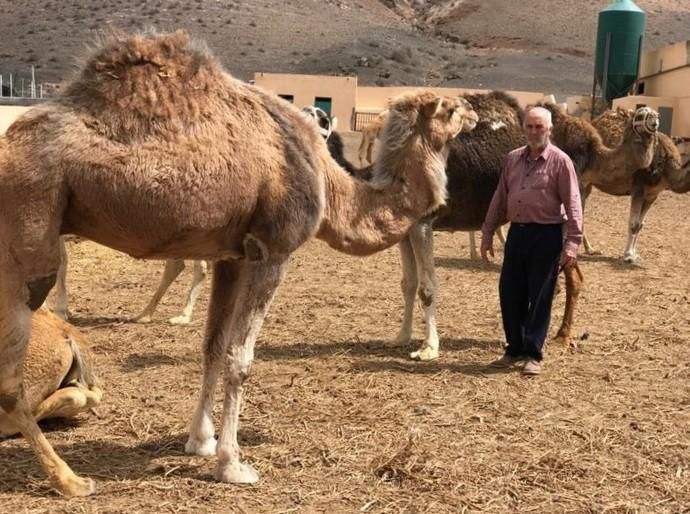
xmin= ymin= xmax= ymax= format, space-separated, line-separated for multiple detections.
xmin=542 ymin=103 xmax=670 ymax=263
xmin=357 ymin=109 xmax=388 ymax=166
xmin=0 ymin=308 xmax=102 ymax=437
xmin=50 ymin=108 xmax=338 ymax=326
xmin=587 ymin=107 xmax=690 ymax=263
xmin=0 ymin=31 xmax=478 ymax=496
xmin=397 ymin=91 xmax=553 ymax=360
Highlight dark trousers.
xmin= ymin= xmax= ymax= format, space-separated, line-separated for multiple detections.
xmin=499 ymin=223 xmax=563 ymax=361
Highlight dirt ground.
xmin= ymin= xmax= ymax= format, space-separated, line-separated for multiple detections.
xmin=1 ymin=174 xmax=689 ymax=511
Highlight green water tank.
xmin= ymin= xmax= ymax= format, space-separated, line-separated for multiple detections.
xmin=594 ymin=0 xmax=646 ymax=103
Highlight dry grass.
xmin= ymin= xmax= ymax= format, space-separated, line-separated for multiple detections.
xmin=0 ymin=187 xmax=688 ymax=512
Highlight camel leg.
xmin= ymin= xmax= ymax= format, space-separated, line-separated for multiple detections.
xmin=185 ymin=260 xmax=244 ymax=457
xmin=0 ymin=282 xmax=94 ymax=496
xmin=553 ymin=263 xmax=584 ymax=347
xmin=358 ymin=135 xmax=369 ymax=167
xmin=408 ymin=221 xmax=440 ymax=361
xmin=580 ymin=184 xmax=600 ymax=255
xmin=34 ymin=385 xmax=103 ymax=423
xmin=623 ymin=191 xmax=656 ymax=264
xmin=468 ymin=231 xmax=479 ymax=260
xmin=394 ymin=235 xmax=418 ymax=345
xmin=214 ymin=258 xmax=288 ymax=484
xmin=52 ymin=237 xmax=69 ymax=320
xmin=133 ymin=259 xmax=186 ymax=323
xmin=169 ymin=260 xmax=208 ymax=325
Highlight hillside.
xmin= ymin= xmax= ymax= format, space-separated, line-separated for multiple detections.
xmin=0 ymin=0 xmax=689 ymax=97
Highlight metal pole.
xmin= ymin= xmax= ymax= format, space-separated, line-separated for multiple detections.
xmin=0 ymin=74 xmax=3 ymax=97
xmin=590 ymin=67 xmax=598 ymax=121
xmin=601 ymin=32 xmax=612 ymax=110
xmin=9 ymin=73 xmax=12 ymax=97
xmin=31 ymin=65 xmax=36 ymax=98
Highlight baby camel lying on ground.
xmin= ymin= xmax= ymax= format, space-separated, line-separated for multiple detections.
xmin=0 ymin=308 xmax=102 ymax=436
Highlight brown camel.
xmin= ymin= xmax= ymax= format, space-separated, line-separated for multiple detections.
xmin=53 ymin=107 xmax=342 ymax=326
xmin=0 ymin=308 xmax=102 ymax=437
xmin=541 ymin=103 xmax=661 ymax=260
xmin=357 ymin=109 xmax=388 ymax=166
xmin=0 ymin=31 xmax=478 ymax=496
xmin=589 ymin=108 xmax=690 ymax=263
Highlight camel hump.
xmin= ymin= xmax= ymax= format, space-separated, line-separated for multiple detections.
xmin=60 ymin=30 xmax=230 ymax=141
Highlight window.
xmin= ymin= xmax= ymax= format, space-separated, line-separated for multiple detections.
xmin=658 ymin=106 xmax=673 ymax=135
xmin=314 ymin=97 xmax=332 ymax=116
xmin=636 ymin=82 xmax=645 ymax=95
xmin=279 ymin=94 xmax=294 ymax=103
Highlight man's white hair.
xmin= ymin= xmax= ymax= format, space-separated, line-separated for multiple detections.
xmin=524 ymin=106 xmax=553 ymax=129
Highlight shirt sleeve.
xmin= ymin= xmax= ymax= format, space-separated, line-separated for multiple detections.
xmin=558 ymin=155 xmax=583 ymax=257
xmin=481 ymin=156 xmax=510 ymax=249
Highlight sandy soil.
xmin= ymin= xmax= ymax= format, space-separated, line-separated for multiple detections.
xmin=1 ymin=180 xmax=688 ymax=512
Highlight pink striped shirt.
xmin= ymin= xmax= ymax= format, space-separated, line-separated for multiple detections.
xmin=481 ymin=143 xmax=583 ymax=257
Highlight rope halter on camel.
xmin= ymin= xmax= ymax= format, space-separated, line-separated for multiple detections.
xmin=302 ymin=105 xmax=333 ymax=141
xmin=632 ymin=106 xmax=660 ymax=139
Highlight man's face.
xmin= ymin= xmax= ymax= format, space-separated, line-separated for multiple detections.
xmin=525 ymin=110 xmax=551 ymax=149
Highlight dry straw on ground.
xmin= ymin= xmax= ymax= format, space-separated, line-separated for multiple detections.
xmin=1 ymin=186 xmax=688 ymax=512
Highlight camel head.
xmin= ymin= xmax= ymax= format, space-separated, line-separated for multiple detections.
xmin=302 ymin=106 xmax=338 ymax=141
xmin=382 ymin=91 xmax=478 ymax=154
xmin=631 ymin=106 xmax=659 ymax=140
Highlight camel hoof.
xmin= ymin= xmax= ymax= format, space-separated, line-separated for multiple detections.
xmin=394 ymin=332 xmax=412 ymax=345
xmin=215 ymin=461 xmax=260 ymax=484
xmin=56 ymin=474 xmax=96 ymax=497
xmin=169 ymin=315 xmax=191 ymax=326
xmin=552 ymin=335 xmax=569 ymax=346
xmin=185 ymin=436 xmax=217 ymax=457
xmin=585 ymin=249 xmax=602 ymax=256
xmin=410 ymin=346 xmax=439 ymax=361
xmin=132 ymin=314 xmax=153 ymax=324
xmin=622 ymin=254 xmax=640 ymax=265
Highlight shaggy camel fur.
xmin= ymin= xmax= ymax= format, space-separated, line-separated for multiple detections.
xmin=357 ymin=110 xmax=388 ymax=166
xmin=395 ymin=91 xmax=583 ymax=359
xmin=0 ymin=308 xmax=102 ymax=436
xmin=0 ymin=31 xmax=478 ymax=496
xmin=50 ymin=88 xmax=344 ymax=327
xmin=540 ymin=103 xmax=661 ymax=260
xmin=591 ymin=108 xmax=690 ymax=263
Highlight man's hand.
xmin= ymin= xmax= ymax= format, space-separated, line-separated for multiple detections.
xmin=559 ymin=250 xmax=576 ymax=271
xmin=481 ymin=242 xmax=494 ymax=264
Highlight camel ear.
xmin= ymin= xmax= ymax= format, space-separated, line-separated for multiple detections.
xmin=422 ymin=97 xmax=444 ymax=118
xmin=330 ymin=116 xmax=338 ymax=131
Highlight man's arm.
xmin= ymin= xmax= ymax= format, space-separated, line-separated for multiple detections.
xmin=558 ymin=156 xmax=583 ymax=258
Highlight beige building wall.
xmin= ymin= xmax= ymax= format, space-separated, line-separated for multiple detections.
xmin=357 ymin=86 xmax=549 ymax=112
xmin=254 ymin=72 xmax=357 ymax=130
xmin=636 ymin=67 xmax=690 ymax=99
xmin=0 ymin=105 xmax=30 ymax=134
xmin=639 ymin=41 xmax=689 ymax=78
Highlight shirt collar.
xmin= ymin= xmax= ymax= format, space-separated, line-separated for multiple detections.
xmin=522 ymin=142 xmax=553 ymax=162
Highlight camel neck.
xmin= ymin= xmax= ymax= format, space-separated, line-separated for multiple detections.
xmin=316 ymin=141 xmax=444 ymax=256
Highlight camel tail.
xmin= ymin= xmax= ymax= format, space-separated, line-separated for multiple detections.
xmin=63 ymin=337 xmax=99 ymax=389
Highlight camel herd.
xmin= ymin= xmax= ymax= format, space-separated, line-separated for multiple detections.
xmin=1 ymin=31 xmax=690 ymax=497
